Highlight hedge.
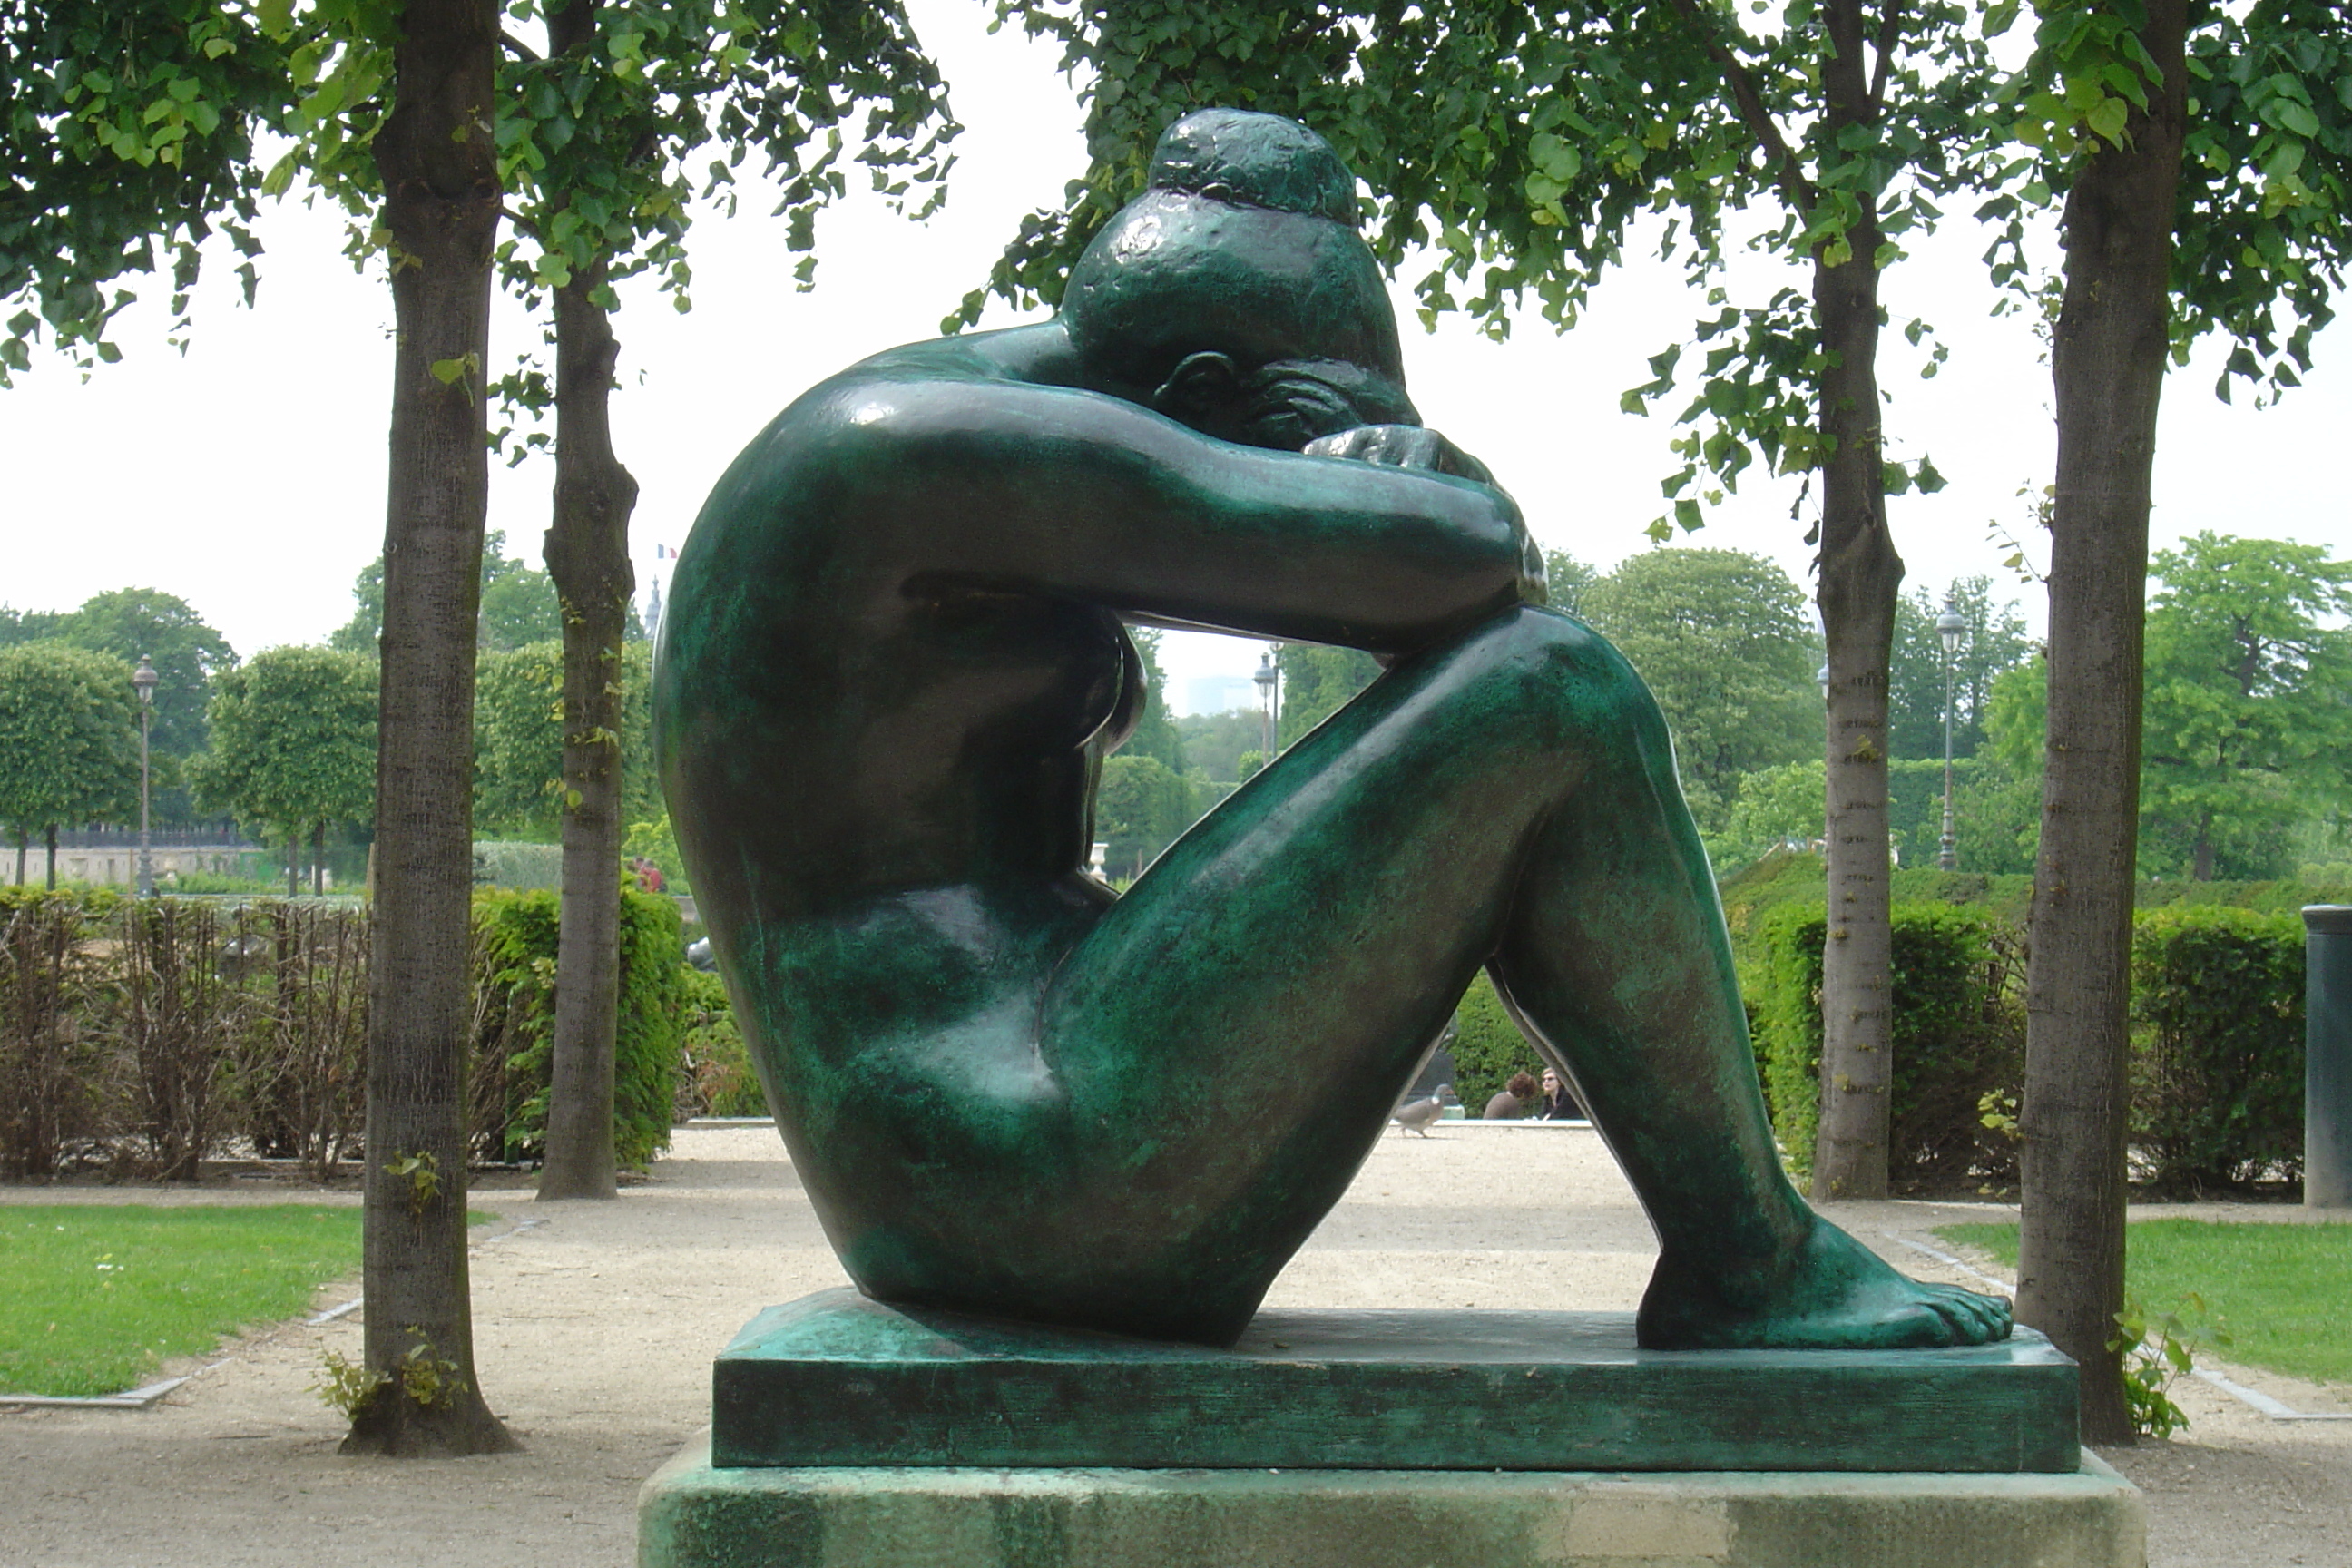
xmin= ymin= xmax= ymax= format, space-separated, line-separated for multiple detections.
xmin=1 ymin=887 xmax=690 ymax=1181
xmin=2130 ymin=906 xmax=2304 ymax=1193
xmin=1748 ymin=899 xmax=2308 ymax=1192
xmin=1749 ymin=903 xmax=2025 ymax=1189
xmin=470 ymin=887 xmax=687 ymax=1168
xmin=1448 ymin=972 xmax=1544 ymax=1111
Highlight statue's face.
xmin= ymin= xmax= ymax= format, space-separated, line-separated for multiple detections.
xmin=1150 ymin=349 xmax=1418 ymax=452
xmin=1230 ymin=358 xmax=1416 ymax=450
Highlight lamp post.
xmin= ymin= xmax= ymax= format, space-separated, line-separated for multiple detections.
xmin=132 ymin=654 xmax=159 ymax=897
xmin=1253 ymin=649 xmax=1279 ymax=768
xmin=1936 ymin=597 xmax=1967 ymax=871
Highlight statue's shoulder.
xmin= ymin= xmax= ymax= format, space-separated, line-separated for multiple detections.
xmin=800 ymin=323 xmax=1076 ymax=410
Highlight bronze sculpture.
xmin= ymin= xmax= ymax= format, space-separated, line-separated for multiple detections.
xmin=653 ymin=109 xmax=2011 ymax=1353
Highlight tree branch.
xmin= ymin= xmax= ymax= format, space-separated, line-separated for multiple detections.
xmin=1868 ymin=0 xmax=1905 ymax=114
xmin=1661 ymin=0 xmax=1814 ymax=212
xmin=500 ymin=204 xmax=544 ymax=242
xmin=499 ymin=29 xmax=541 ymax=63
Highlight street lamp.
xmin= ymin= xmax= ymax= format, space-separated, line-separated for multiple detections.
xmin=132 ymin=654 xmax=159 ymax=897
xmin=1936 ymin=597 xmax=1967 ymax=871
xmin=1253 ymin=649 xmax=1279 ymax=768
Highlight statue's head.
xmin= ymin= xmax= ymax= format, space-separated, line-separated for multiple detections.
xmin=1062 ymin=109 xmax=1416 ymax=448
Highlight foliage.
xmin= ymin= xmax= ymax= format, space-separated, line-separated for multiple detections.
xmin=471 ymin=840 xmax=565 ymax=890
xmin=2130 ymin=906 xmax=2304 ymax=1193
xmin=0 ymin=641 xmax=139 ymax=855
xmin=1094 ymin=754 xmax=1195 ymax=880
xmin=192 ymin=645 xmax=376 ymax=871
xmin=1450 ymin=971 xmax=1543 ymax=1111
xmin=2139 ymin=534 xmax=2352 ymax=880
xmin=0 ymin=890 xmax=114 ymax=1178
xmin=1747 ymin=903 xmax=2024 ymax=1188
xmin=1886 ymin=577 xmax=2034 ymax=762
xmin=467 ymin=888 xmax=686 ymax=1169
xmin=34 ymin=589 xmax=237 ymax=760
xmin=622 ymin=814 xmax=689 ymax=897
xmin=1542 ymin=549 xmax=1598 ymax=618
xmin=1276 ymin=642 xmax=1382 ymax=740
xmin=1579 ymin=548 xmax=1819 ymax=832
xmin=676 ymin=966 xmax=762 ymax=1119
xmin=0 ymin=0 xmax=289 ymax=383
xmin=2110 ymin=1292 xmax=2230 ymax=1440
xmin=0 ymin=1205 xmax=363 ymax=1397
xmin=472 ymin=639 xmax=658 ymax=838
xmin=1175 ymin=709 xmax=1262 ymax=784
xmin=1119 ymin=627 xmax=1188 ymax=772
xmin=1986 ymin=534 xmax=2352 ymax=881
xmin=1712 ymin=759 xmax=1824 ymax=875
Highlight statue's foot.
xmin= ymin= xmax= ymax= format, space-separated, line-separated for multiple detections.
xmin=1637 ymin=1215 xmax=2013 ymax=1350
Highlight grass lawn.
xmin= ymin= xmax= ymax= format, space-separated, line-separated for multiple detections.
xmin=1 ymin=1205 xmax=493 ymax=1397
xmin=1937 ymin=1219 xmax=2352 ymax=1386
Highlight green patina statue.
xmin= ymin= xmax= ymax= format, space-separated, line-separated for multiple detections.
xmin=654 ymin=110 xmax=2011 ymax=1354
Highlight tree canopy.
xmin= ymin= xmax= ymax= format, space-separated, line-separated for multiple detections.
xmin=0 ymin=641 xmax=139 ymax=875
xmin=1577 ymin=547 xmax=1821 ymax=830
xmin=1886 ymin=576 xmax=2034 ymax=762
xmin=194 ymin=644 xmax=377 ymax=861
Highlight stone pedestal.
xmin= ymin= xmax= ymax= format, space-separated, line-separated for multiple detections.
xmin=712 ymin=1290 xmax=2078 ymax=1474
xmin=642 ymin=1293 xmax=2140 ymax=1568
xmin=639 ymin=1438 xmax=2146 ymax=1568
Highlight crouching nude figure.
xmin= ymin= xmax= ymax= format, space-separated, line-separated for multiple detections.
xmin=653 ymin=110 xmax=2011 ymax=1352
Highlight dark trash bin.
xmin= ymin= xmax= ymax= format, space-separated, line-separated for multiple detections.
xmin=2306 ymin=906 xmax=2352 ymax=1209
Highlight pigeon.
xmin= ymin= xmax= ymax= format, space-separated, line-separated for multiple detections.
xmin=1392 ymin=1083 xmax=1455 ymax=1137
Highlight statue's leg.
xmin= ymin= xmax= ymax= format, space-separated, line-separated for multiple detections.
xmin=1048 ymin=603 xmax=2007 ymax=1349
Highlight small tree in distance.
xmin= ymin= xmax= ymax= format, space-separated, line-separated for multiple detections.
xmin=0 ymin=642 xmax=138 ymax=887
xmin=195 ymin=646 xmax=377 ymax=894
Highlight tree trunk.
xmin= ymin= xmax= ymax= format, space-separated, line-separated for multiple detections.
xmin=2017 ymin=0 xmax=2188 ymax=1449
xmin=533 ymin=2 xmax=642 ymax=1204
xmin=288 ymin=831 xmax=300 ymax=897
xmin=13 ymin=830 xmax=24 ymax=886
xmin=2190 ymin=814 xmax=2212 ymax=882
xmin=344 ymin=0 xmax=516 ymax=1458
xmin=43 ymin=824 xmax=55 ymax=890
xmin=1809 ymin=0 xmax=1903 ymax=1201
xmin=312 ymin=821 xmax=327 ymax=895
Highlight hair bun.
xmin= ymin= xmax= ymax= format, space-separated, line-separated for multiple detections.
xmin=1148 ymin=109 xmax=1358 ymax=226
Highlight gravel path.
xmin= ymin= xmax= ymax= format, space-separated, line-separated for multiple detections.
xmin=5 ymin=1124 xmax=2345 ymax=1566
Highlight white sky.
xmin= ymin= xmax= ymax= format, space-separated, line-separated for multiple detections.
xmin=4 ymin=1 xmax=2347 ymax=714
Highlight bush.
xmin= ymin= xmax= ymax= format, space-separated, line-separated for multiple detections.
xmin=0 ymin=890 xmax=116 ymax=1178
xmin=2130 ymin=906 xmax=2304 ymax=1192
xmin=1450 ymin=972 xmax=1543 ymax=1111
xmin=469 ymin=887 xmax=687 ymax=1168
xmin=675 ymin=967 xmax=764 ymax=1119
xmin=1749 ymin=903 xmax=2024 ymax=1190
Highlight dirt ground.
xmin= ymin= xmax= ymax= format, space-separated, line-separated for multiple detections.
xmin=5 ymin=1124 xmax=2347 ymax=1567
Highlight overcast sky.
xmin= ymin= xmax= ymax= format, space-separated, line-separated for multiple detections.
xmin=5 ymin=0 xmax=2346 ymax=713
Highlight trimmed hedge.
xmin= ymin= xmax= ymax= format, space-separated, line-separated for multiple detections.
xmin=1449 ymin=972 xmax=1544 ymax=1111
xmin=2131 ymin=906 xmax=2303 ymax=1193
xmin=676 ymin=967 xmax=764 ymax=1119
xmin=1749 ymin=903 xmax=2024 ymax=1190
xmin=469 ymin=887 xmax=687 ymax=1168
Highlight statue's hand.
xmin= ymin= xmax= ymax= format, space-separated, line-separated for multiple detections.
xmin=1304 ymin=424 xmax=1494 ymax=485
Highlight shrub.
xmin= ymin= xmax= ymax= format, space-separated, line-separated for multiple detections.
xmin=2130 ymin=906 xmax=2304 ymax=1193
xmin=675 ymin=967 xmax=764 ymax=1119
xmin=1749 ymin=903 xmax=2024 ymax=1189
xmin=1450 ymin=972 xmax=1544 ymax=1111
xmin=0 ymin=890 xmax=117 ymax=1178
xmin=469 ymin=887 xmax=687 ymax=1168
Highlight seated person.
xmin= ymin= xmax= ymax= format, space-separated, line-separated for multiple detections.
xmin=654 ymin=109 xmax=2009 ymax=1353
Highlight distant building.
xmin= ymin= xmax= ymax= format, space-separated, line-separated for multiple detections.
xmin=1185 ymin=674 xmax=1259 ymax=715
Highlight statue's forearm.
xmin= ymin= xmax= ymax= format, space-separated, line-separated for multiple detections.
xmin=827 ymin=379 xmax=1531 ymax=652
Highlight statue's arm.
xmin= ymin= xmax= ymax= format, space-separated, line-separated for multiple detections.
xmin=816 ymin=377 xmax=1537 ymax=653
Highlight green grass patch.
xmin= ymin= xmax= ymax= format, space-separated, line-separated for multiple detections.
xmin=1937 ymin=1219 xmax=2352 ymax=1386
xmin=0 ymin=1205 xmax=496 ymax=1397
